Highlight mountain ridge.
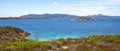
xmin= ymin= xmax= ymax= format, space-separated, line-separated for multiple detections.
xmin=20 ymin=13 xmax=120 ymax=18
xmin=20 ymin=13 xmax=79 ymax=18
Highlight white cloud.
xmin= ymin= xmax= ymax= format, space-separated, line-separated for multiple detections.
xmin=76 ymin=7 xmax=106 ymax=16
xmin=104 ymin=0 xmax=120 ymax=5
xmin=53 ymin=1 xmax=58 ymax=5
xmin=76 ymin=6 xmax=120 ymax=16
xmin=103 ymin=8 xmax=120 ymax=16
xmin=97 ymin=0 xmax=120 ymax=5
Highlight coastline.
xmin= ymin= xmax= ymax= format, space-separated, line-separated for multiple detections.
xmin=0 ymin=17 xmax=47 ymax=20
xmin=0 ymin=26 xmax=120 ymax=51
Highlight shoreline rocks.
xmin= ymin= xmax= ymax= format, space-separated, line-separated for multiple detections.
xmin=0 ymin=26 xmax=120 ymax=51
xmin=0 ymin=26 xmax=30 ymax=42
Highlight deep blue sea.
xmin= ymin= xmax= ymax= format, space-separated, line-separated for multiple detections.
xmin=0 ymin=17 xmax=120 ymax=41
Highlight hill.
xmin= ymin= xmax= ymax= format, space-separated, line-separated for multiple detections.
xmin=20 ymin=13 xmax=79 ymax=18
xmin=0 ymin=26 xmax=30 ymax=43
xmin=0 ymin=26 xmax=120 ymax=51
xmin=87 ymin=14 xmax=110 ymax=18
xmin=1 ymin=13 xmax=119 ymax=20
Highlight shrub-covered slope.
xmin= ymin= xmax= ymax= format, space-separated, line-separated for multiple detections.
xmin=0 ymin=26 xmax=30 ymax=43
xmin=0 ymin=26 xmax=120 ymax=51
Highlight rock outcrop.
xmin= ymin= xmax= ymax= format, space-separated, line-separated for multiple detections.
xmin=0 ymin=26 xmax=30 ymax=43
xmin=76 ymin=17 xmax=95 ymax=21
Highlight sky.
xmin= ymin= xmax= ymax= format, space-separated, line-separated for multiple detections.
xmin=0 ymin=0 xmax=120 ymax=17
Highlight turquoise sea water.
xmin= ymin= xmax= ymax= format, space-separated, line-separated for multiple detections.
xmin=0 ymin=17 xmax=120 ymax=41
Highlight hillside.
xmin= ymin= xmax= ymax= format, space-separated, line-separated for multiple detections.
xmin=0 ymin=26 xmax=30 ymax=43
xmin=20 ymin=14 xmax=111 ymax=18
xmin=20 ymin=13 xmax=79 ymax=18
xmin=0 ymin=14 xmax=116 ymax=20
xmin=87 ymin=14 xmax=110 ymax=18
xmin=0 ymin=26 xmax=120 ymax=51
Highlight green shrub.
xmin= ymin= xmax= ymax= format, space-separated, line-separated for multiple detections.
xmin=7 ymin=40 xmax=51 ymax=49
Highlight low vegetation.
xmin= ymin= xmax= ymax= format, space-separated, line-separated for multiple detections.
xmin=76 ymin=17 xmax=95 ymax=21
xmin=0 ymin=26 xmax=120 ymax=51
xmin=0 ymin=26 xmax=30 ymax=43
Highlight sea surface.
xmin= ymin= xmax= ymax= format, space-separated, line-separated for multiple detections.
xmin=0 ymin=17 xmax=120 ymax=41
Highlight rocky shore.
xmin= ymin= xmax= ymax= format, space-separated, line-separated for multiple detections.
xmin=0 ymin=26 xmax=30 ymax=42
xmin=0 ymin=26 xmax=120 ymax=51
xmin=75 ymin=17 xmax=104 ymax=21
xmin=76 ymin=17 xmax=95 ymax=21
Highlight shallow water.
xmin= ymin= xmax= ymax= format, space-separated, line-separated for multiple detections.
xmin=0 ymin=17 xmax=120 ymax=41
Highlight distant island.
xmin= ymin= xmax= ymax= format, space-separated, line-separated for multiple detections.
xmin=0 ymin=14 xmax=77 ymax=20
xmin=0 ymin=17 xmax=47 ymax=20
xmin=76 ymin=17 xmax=95 ymax=21
xmin=20 ymin=13 xmax=79 ymax=18
xmin=0 ymin=13 xmax=117 ymax=20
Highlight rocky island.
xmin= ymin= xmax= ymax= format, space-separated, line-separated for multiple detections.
xmin=0 ymin=14 xmax=107 ymax=21
xmin=0 ymin=14 xmax=79 ymax=20
xmin=76 ymin=17 xmax=95 ymax=21
xmin=0 ymin=26 xmax=120 ymax=51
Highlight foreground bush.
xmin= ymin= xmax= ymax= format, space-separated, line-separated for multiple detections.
xmin=0 ymin=35 xmax=120 ymax=51
xmin=0 ymin=40 xmax=51 ymax=51
xmin=0 ymin=26 xmax=120 ymax=51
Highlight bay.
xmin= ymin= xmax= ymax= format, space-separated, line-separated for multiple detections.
xmin=0 ymin=17 xmax=120 ymax=41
